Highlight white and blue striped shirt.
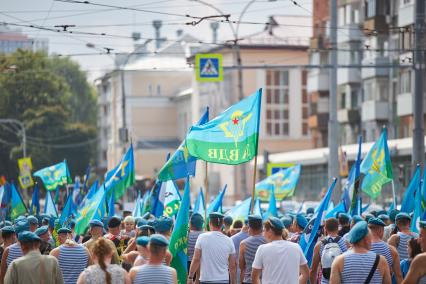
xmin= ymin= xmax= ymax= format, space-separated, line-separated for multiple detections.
xmin=133 ymin=264 xmax=174 ymax=284
xmin=58 ymin=244 xmax=89 ymax=284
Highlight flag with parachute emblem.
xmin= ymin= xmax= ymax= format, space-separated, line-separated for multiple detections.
xmin=169 ymin=177 xmax=191 ymax=284
xmin=186 ymin=89 xmax=262 ymax=165
xmin=255 ymin=165 xmax=301 ymax=201
xmin=158 ymin=108 xmax=209 ymax=181
xmin=74 ymin=186 xmax=107 ymax=235
xmin=34 ymin=160 xmax=72 ymax=191
xmin=103 ymin=145 xmax=135 ymax=200
xmin=360 ymin=128 xmax=393 ymax=199
xmin=10 ymin=183 xmax=27 ymax=220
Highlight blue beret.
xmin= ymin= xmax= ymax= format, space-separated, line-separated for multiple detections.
xmin=3 ymin=221 xmax=12 ymax=227
xmin=35 ymin=225 xmax=49 ymax=236
xmin=209 ymin=212 xmax=224 ymax=219
xmin=14 ymin=216 xmax=26 ymax=224
xmin=419 ymin=220 xmax=426 ymax=229
xmin=396 ymin=212 xmax=411 ymax=221
xmin=15 ymin=219 xmax=30 ymax=233
xmin=139 ymin=225 xmax=154 ymax=231
xmin=338 ymin=213 xmax=351 ymax=221
xmin=89 ymin=219 xmax=104 ymax=228
xmin=149 ymin=234 xmax=169 ymax=246
xmin=147 ymin=220 xmax=156 ymax=227
xmin=280 ymin=216 xmax=293 ymax=228
xmin=190 ymin=213 xmax=204 ymax=227
xmin=248 ymin=215 xmax=263 ymax=222
xmin=348 ymin=221 xmax=369 ymax=244
xmin=18 ymin=231 xmax=41 ymax=242
xmin=368 ymin=218 xmax=386 ymax=227
xmin=296 ymin=214 xmax=308 ymax=229
xmin=389 ymin=209 xmax=400 ymax=222
xmin=364 ymin=214 xmax=374 ymax=223
xmin=136 ymin=236 xmax=150 ymax=247
xmin=57 ymin=227 xmax=71 ymax=234
xmin=1 ymin=226 xmax=15 ymax=234
xmin=224 ymin=215 xmax=233 ymax=226
xmin=142 ymin=212 xmax=152 ymax=220
xmin=378 ymin=214 xmax=389 ymax=221
xmin=352 ymin=215 xmax=363 ymax=224
xmin=137 ymin=219 xmax=148 ymax=227
xmin=268 ymin=217 xmax=284 ymax=230
xmin=306 ymin=207 xmax=315 ymax=215
xmin=27 ymin=216 xmax=38 ymax=225
xmin=154 ymin=216 xmax=173 ymax=233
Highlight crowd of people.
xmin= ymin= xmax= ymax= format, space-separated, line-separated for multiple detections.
xmin=0 ymin=207 xmax=425 ymax=284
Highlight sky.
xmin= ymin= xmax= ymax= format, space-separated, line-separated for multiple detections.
xmin=1 ymin=0 xmax=312 ymax=82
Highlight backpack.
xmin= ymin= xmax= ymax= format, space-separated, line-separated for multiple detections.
xmin=321 ymin=236 xmax=343 ymax=280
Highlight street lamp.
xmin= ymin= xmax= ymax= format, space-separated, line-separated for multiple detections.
xmin=0 ymin=119 xmax=26 ymax=158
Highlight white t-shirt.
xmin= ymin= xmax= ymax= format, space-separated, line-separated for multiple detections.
xmin=252 ymin=240 xmax=307 ymax=284
xmin=195 ymin=231 xmax=236 ymax=282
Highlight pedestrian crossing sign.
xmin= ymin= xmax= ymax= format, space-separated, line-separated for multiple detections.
xmin=195 ymin=53 xmax=223 ymax=82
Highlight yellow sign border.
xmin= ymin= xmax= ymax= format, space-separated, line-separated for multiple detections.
xmin=266 ymin=163 xmax=295 ymax=176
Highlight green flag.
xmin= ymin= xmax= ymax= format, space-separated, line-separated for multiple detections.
xmin=74 ymin=186 xmax=107 ymax=235
xmin=186 ymin=89 xmax=262 ymax=164
xmin=169 ymin=177 xmax=190 ymax=284
xmin=360 ymin=128 xmax=393 ymax=199
xmin=10 ymin=184 xmax=27 ymax=220
xmin=33 ymin=160 xmax=71 ymax=191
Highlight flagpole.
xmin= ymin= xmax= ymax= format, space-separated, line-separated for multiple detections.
xmin=204 ymin=161 xmax=208 ymax=222
xmin=250 ymin=88 xmax=262 ymax=214
xmin=391 ymin=180 xmax=396 ymax=208
xmin=250 ymin=154 xmax=258 ymax=214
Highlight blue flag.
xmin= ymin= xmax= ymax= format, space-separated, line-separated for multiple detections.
xmin=34 ymin=160 xmax=72 ymax=191
xmin=44 ymin=191 xmax=58 ymax=217
xmin=349 ymin=136 xmax=362 ymax=216
xmin=82 ymin=165 xmax=91 ymax=194
xmin=207 ymin=185 xmax=227 ymax=214
xmin=158 ymin=108 xmax=209 ymax=181
xmin=133 ymin=192 xmax=142 ymax=217
xmin=299 ymin=178 xmax=337 ymax=266
xmin=253 ymin=198 xmax=263 ymax=217
xmin=75 ymin=185 xmax=107 ymax=235
xmin=59 ymin=194 xmax=73 ymax=226
xmin=263 ymin=189 xmax=278 ymax=220
xmin=30 ymin=183 xmax=40 ymax=216
xmin=326 ymin=202 xmax=346 ymax=219
xmin=193 ymin=188 xmax=205 ymax=217
xmin=226 ymin=197 xmax=251 ymax=222
xmin=401 ymin=165 xmax=421 ymax=213
xmin=412 ymin=178 xmax=424 ymax=233
xmin=108 ymin=188 xmax=115 ymax=218
xmin=78 ymin=180 xmax=98 ymax=210
xmin=10 ymin=184 xmax=27 ymax=220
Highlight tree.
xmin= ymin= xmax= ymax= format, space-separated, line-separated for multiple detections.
xmin=0 ymin=50 xmax=97 ymax=180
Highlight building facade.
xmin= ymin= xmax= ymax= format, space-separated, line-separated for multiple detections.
xmin=0 ymin=24 xmax=48 ymax=54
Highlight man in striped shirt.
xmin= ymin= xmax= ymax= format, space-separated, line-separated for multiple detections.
xmin=388 ymin=213 xmax=418 ymax=261
xmin=368 ymin=218 xmax=402 ymax=284
xmin=187 ymin=213 xmax=204 ymax=271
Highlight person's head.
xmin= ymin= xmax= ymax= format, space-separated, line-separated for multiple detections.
xmin=18 ymin=231 xmax=41 ymax=254
xmin=263 ymin=217 xmax=284 ymax=241
xmin=292 ymin=214 xmax=308 ymax=232
xmin=337 ymin=213 xmax=351 ymax=227
xmin=378 ymin=214 xmax=390 ymax=226
xmin=408 ymin=237 xmax=422 ymax=259
xmin=27 ymin=216 xmax=38 ymax=232
xmin=138 ymin=225 xmax=155 ymax=236
xmin=232 ymin=220 xmax=243 ymax=231
xmin=348 ymin=221 xmax=371 ymax=250
xmin=395 ymin=213 xmax=411 ymax=230
xmin=280 ymin=216 xmax=293 ymax=230
xmin=154 ymin=216 xmax=173 ymax=235
xmin=1 ymin=226 xmax=16 ymax=244
xmin=389 ymin=209 xmax=400 ymax=224
xmin=419 ymin=221 xmax=426 ymax=252
xmin=107 ymin=217 xmax=121 ymax=235
xmin=367 ymin=218 xmax=386 ymax=239
xmin=123 ymin=216 xmax=135 ymax=232
xmin=223 ymin=216 xmax=233 ymax=229
xmin=324 ymin=218 xmax=339 ymax=235
xmin=136 ymin=236 xmax=150 ymax=256
xmin=92 ymin=238 xmax=113 ymax=284
xmin=35 ymin=226 xmax=50 ymax=242
xmin=57 ymin=227 xmax=71 ymax=244
xmin=89 ymin=220 xmax=105 ymax=237
xmin=247 ymin=215 xmax=263 ymax=235
xmin=208 ymin=212 xmax=224 ymax=231
xmin=351 ymin=215 xmax=363 ymax=228
xmin=148 ymin=234 xmax=169 ymax=262
xmin=190 ymin=213 xmax=204 ymax=231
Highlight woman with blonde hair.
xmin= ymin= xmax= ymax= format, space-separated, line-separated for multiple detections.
xmin=77 ymin=238 xmax=130 ymax=284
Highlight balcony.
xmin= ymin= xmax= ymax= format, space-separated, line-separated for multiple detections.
xmin=363 ymin=15 xmax=388 ymax=34
xmin=308 ymin=113 xmax=329 ymax=130
xmin=398 ymin=2 xmax=414 ymax=27
xmin=307 ymin=69 xmax=329 ymax=93
xmin=337 ymin=108 xmax=360 ymax=124
xmin=309 ymin=37 xmax=328 ymax=49
xmin=361 ymin=100 xmax=389 ymax=121
xmin=361 ymin=56 xmax=390 ymax=79
xmin=397 ymin=93 xmax=412 ymax=116
xmin=337 ymin=68 xmax=361 ymax=85
xmin=337 ymin=23 xmax=363 ymax=44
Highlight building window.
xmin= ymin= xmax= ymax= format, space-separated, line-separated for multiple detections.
xmin=301 ymin=70 xmax=309 ymax=136
xmin=148 ymin=84 xmax=153 ymax=96
xmin=400 ymin=70 xmax=411 ymax=94
xmin=366 ymin=0 xmax=376 ymax=18
xmin=156 ymin=84 xmax=161 ymax=96
xmin=265 ymin=70 xmax=290 ymax=137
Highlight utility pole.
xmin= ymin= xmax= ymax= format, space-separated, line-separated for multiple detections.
xmin=328 ymin=0 xmax=339 ymax=194
xmin=412 ymin=0 xmax=425 ymax=169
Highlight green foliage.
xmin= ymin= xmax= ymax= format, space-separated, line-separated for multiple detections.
xmin=0 ymin=50 xmax=97 ymax=181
